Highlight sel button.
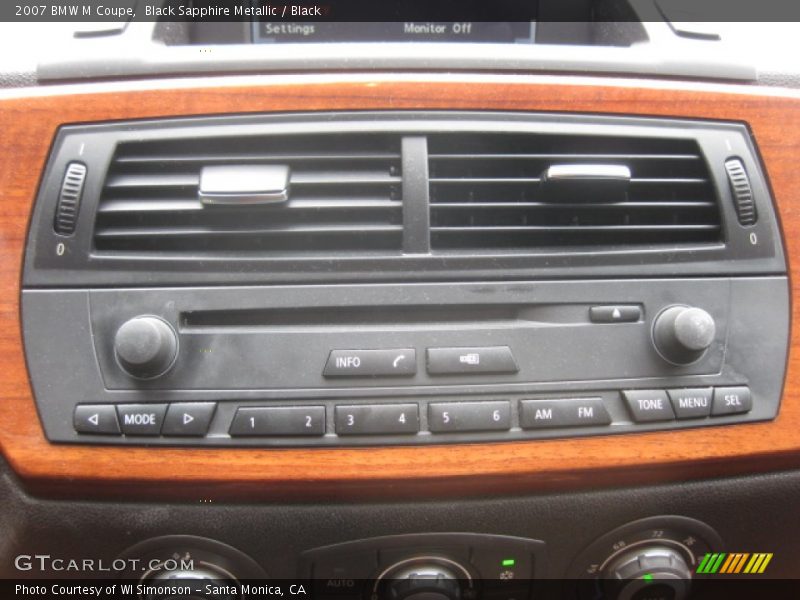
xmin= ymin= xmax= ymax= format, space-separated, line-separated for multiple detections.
xmin=162 ymin=402 xmax=217 ymax=436
xmin=622 ymin=390 xmax=675 ymax=422
xmin=116 ymin=404 xmax=167 ymax=435
xmin=712 ymin=386 xmax=752 ymax=416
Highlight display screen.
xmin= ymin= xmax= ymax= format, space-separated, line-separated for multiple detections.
xmin=252 ymin=21 xmax=536 ymax=44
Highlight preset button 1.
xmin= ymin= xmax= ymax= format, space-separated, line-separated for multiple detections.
xmin=519 ymin=398 xmax=610 ymax=429
xmin=323 ymin=349 xmax=416 ymax=378
xmin=229 ymin=406 xmax=325 ymax=436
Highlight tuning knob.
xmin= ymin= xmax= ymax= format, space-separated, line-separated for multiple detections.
xmin=114 ymin=316 xmax=178 ymax=379
xmin=603 ymin=545 xmax=692 ymax=600
xmin=652 ymin=305 xmax=716 ymax=365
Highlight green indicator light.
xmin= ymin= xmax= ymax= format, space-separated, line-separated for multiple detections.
xmin=501 ymin=559 xmax=516 ymax=567
xmin=642 ymin=573 xmax=654 ymax=583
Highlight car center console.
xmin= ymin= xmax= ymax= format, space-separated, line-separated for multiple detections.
xmin=21 ymin=112 xmax=789 ymax=448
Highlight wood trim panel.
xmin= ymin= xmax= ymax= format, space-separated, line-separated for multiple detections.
xmin=2 ymin=74 xmax=800 ymax=501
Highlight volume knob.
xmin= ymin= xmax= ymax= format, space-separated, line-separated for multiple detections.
xmin=653 ymin=305 xmax=716 ymax=365
xmin=114 ymin=316 xmax=178 ymax=379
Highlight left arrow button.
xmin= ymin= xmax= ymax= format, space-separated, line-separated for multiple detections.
xmin=74 ymin=405 xmax=121 ymax=435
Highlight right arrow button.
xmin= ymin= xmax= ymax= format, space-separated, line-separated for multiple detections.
xmin=162 ymin=402 xmax=217 ymax=437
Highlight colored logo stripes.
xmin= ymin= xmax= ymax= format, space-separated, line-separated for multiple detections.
xmin=696 ymin=552 xmax=773 ymax=574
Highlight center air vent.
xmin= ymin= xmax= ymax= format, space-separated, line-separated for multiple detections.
xmin=427 ymin=134 xmax=721 ymax=250
xmin=93 ymin=134 xmax=403 ymax=255
xmin=26 ymin=112 xmax=781 ymax=288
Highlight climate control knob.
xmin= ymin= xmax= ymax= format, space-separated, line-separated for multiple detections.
xmin=114 ymin=316 xmax=178 ymax=379
xmin=652 ymin=305 xmax=716 ymax=365
xmin=603 ymin=545 xmax=692 ymax=600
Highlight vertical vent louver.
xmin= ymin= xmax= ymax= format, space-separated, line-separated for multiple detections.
xmin=94 ymin=135 xmax=403 ymax=255
xmin=427 ymin=133 xmax=722 ymax=250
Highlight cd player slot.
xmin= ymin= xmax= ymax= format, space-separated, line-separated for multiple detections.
xmin=178 ymin=303 xmax=610 ymax=333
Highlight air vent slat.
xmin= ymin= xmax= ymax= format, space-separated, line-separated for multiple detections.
xmin=98 ymin=198 xmax=401 ymax=214
xmin=428 ymin=132 xmax=721 ymax=250
xmin=95 ymin=134 xmax=403 ymax=256
xmin=96 ymin=224 xmax=402 ymax=238
xmin=115 ymin=152 xmax=400 ymax=164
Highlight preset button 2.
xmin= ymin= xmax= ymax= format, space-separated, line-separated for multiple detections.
xmin=323 ymin=349 xmax=416 ymax=378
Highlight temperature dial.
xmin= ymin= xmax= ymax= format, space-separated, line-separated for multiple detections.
xmin=603 ymin=545 xmax=692 ymax=600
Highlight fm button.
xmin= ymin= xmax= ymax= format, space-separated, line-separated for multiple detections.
xmin=323 ymin=349 xmax=416 ymax=378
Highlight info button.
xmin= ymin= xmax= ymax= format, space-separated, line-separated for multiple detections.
xmin=323 ymin=349 xmax=416 ymax=378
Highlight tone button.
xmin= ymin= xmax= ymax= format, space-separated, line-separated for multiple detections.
xmin=622 ymin=390 xmax=675 ymax=422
